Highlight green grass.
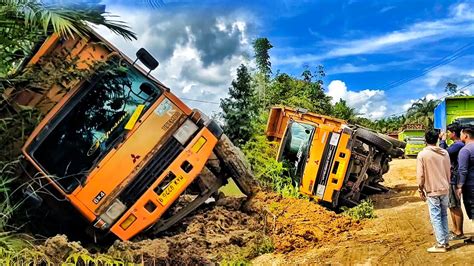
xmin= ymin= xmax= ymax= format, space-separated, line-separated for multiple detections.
xmin=219 ymin=178 xmax=246 ymax=197
xmin=220 ymin=234 xmax=274 ymax=266
xmin=341 ymin=199 xmax=376 ymax=220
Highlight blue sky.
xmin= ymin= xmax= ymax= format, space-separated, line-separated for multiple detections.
xmin=97 ymin=0 xmax=474 ymax=119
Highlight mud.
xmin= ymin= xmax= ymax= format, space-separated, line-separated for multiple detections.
xmin=38 ymin=235 xmax=88 ymax=262
xmin=245 ymin=192 xmax=361 ymax=253
xmin=36 ymin=204 xmax=263 ymax=264
xmin=33 ymin=188 xmax=361 ymax=264
xmin=253 ymin=159 xmax=474 ymax=265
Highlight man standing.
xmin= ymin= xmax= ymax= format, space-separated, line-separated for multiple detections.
xmin=417 ymin=130 xmax=451 ymax=253
xmin=439 ymin=122 xmax=465 ymax=240
xmin=457 ymin=127 xmax=474 ymax=243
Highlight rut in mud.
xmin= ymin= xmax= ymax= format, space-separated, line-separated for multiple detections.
xmin=31 ymin=191 xmax=361 ymax=264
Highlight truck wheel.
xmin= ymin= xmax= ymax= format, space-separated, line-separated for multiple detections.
xmin=213 ymin=134 xmax=260 ymax=196
xmin=377 ymin=133 xmax=407 ymax=149
xmin=356 ymin=128 xmax=393 ymax=153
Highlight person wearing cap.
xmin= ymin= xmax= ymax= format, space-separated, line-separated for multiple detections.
xmin=417 ymin=129 xmax=451 ymax=252
xmin=439 ymin=122 xmax=466 ymax=240
xmin=458 ymin=127 xmax=474 ymax=244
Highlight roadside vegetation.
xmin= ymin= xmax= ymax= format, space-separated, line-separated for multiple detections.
xmin=341 ymin=200 xmax=377 ymax=221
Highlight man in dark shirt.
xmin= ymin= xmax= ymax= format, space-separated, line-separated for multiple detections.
xmin=439 ymin=122 xmax=465 ymax=239
xmin=458 ymin=127 xmax=474 ymax=243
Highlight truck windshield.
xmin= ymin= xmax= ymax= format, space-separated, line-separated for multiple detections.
xmin=30 ymin=63 xmax=162 ymax=193
xmin=279 ymin=122 xmax=315 ymax=186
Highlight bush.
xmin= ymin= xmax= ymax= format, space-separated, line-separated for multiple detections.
xmin=341 ymin=200 xmax=376 ymax=220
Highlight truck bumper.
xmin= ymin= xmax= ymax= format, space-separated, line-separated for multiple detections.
xmin=109 ymin=128 xmax=218 ymax=240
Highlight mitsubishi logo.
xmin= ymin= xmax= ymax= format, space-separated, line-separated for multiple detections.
xmin=131 ymin=154 xmax=141 ymax=163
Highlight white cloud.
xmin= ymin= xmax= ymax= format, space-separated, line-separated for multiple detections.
xmin=326 ymin=63 xmax=382 ymax=74
xmin=95 ymin=6 xmax=253 ymax=115
xmin=276 ymin=2 xmax=474 ymax=65
xmin=327 ymin=80 xmax=387 ymax=119
xmin=379 ymin=6 xmax=395 ymax=13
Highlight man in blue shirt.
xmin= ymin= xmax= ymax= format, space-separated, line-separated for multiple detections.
xmin=458 ymin=127 xmax=474 ymax=244
xmin=439 ymin=122 xmax=465 ymax=240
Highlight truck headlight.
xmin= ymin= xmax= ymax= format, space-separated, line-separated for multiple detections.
xmin=99 ymin=199 xmax=127 ymax=225
xmin=173 ymin=119 xmax=198 ymax=145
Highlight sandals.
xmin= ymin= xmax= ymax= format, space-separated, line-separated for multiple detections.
xmin=449 ymin=231 xmax=467 ymax=241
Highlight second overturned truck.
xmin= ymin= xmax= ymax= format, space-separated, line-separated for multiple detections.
xmin=266 ymin=107 xmax=405 ymax=207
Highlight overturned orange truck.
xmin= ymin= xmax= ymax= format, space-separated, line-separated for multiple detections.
xmin=266 ymin=107 xmax=405 ymax=207
xmin=5 ymin=31 xmax=256 ymax=240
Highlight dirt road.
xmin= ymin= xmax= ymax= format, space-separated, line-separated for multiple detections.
xmin=253 ymin=159 xmax=474 ymax=265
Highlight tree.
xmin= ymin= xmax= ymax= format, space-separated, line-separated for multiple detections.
xmin=0 ymin=0 xmax=136 ymax=77
xmin=265 ymin=71 xmax=332 ymax=115
xmin=444 ymin=82 xmax=467 ymax=96
xmin=369 ymin=115 xmax=406 ymax=133
xmin=445 ymin=82 xmax=458 ymax=95
xmin=252 ymin=38 xmax=273 ymax=78
xmin=406 ymin=98 xmax=440 ymax=128
xmin=220 ymin=64 xmax=258 ymax=146
xmin=332 ymin=99 xmax=357 ymax=120
xmin=301 ymin=64 xmax=312 ymax=82
xmin=0 ymin=0 xmax=135 ymax=39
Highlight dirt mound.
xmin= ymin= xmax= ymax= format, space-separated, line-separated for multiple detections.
xmin=32 ymin=193 xmax=361 ymax=264
xmin=34 ymin=203 xmax=265 ymax=264
xmin=38 ymin=235 xmax=88 ymax=262
xmin=246 ymin=192 xmax=361 ymax=253
xmin=161 ymin=204 xmax=264 ymax=263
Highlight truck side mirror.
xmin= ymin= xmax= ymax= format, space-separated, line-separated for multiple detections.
xmin=134 ymin=48 xmax=159 ymax=76
xmin=139 ymin=82 xmax=156 ymax=96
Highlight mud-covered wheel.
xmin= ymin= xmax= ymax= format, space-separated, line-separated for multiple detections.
xmin=378 ymin=133 xmax=407 ymax=149
xmin=356 ymin=128 xmax=393 ymax=153
xmin=214 ymin=134 xmax=259 ymax=196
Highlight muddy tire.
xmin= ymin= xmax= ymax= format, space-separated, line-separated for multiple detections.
xmin=356 ymin=128 xmax=393 ymax=153
xmin=214 ymin=134 xmax=259 ymax=196
xmin=378 ymin=133 xmax=407 ymax=149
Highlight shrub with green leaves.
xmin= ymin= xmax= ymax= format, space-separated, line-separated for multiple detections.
xmin=241 ymin=115 xmax=300 ymax=198
xmin=341 ymin=200 xmax=376 ymax=220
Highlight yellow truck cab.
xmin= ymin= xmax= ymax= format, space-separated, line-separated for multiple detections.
xmin=266 ymin=107 xmax=405 ymax=207
xmin=398 ymin=125 xmax=425 ymax=157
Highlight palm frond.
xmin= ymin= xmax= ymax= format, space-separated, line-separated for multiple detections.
xmin=1 ymin=0 xmax=136 ymax=40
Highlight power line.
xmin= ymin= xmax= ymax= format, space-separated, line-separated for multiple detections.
xmin=377 ymin=42 xmax=474 ymax=91
xmin=385 ymin=81 xmax=474 ymax=118
xmin=180 ymin=97 xmax=220 ymax=105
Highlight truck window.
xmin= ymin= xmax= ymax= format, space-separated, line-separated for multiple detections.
xmin=280 ymin=122 xmax=315 ymax=186
xmin=407 ymin=139 xmax=425 ymax=145
xmin=30 ymin=63 xmax=162 ymax=193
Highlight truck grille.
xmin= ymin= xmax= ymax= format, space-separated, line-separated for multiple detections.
xmin=119 ymin=137 xmax=183 ymax=206
xmin=314 ymin=132 xmax=340 ymax=196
